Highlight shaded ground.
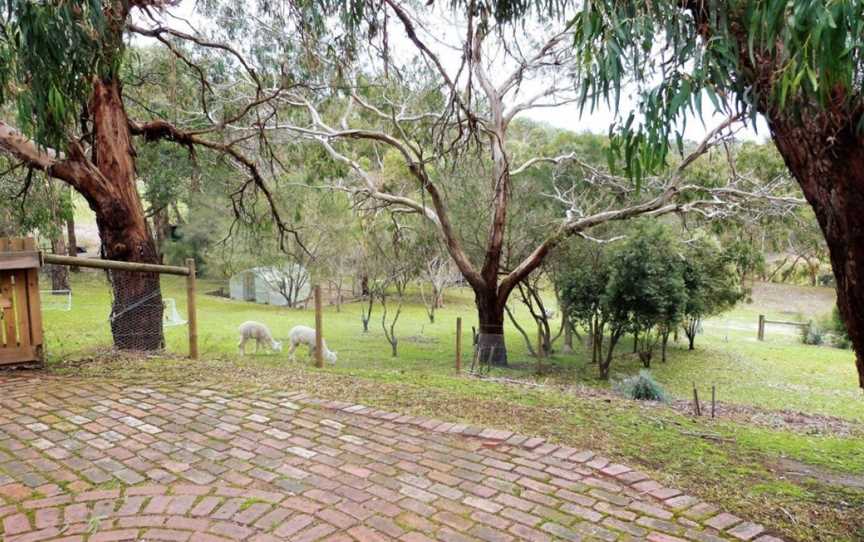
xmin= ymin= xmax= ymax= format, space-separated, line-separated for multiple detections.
xmin=0 ymin=374 xmax=785 ymax=542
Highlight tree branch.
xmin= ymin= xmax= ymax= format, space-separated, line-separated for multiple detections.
xmin=128 ymin=118 xmax=303 ymax=251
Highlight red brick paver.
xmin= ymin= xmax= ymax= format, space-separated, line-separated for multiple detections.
xmin=0 ymin=376 xmax=785 ymax=541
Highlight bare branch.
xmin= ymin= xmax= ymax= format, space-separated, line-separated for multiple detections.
xmin=128 ymin=118 xmax=303 ymax=252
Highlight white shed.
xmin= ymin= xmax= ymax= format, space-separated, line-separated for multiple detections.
xmin=228 ymin=265 xmax=311 ymax=307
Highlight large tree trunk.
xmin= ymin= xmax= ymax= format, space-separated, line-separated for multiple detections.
xmin=769 ymin=116 xmax=864 ymax=388
xmin=475 ymin=289 xmax=507 ymax=366
xmin=50 ymin=236 xmax=70 ymax=292
xmin=90 ymin=78 xmax=164 ymax=351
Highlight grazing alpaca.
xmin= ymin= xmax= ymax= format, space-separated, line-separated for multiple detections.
xmin=238 ymin=321 xmax=282 ymax=355
xmin=288 ymin=325 xmax=337 ymax=364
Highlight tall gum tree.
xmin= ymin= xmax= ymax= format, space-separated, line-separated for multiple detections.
xmin=0 ymin=1 xmax=296 ymax=349
xmin=567 ymin=0 xmax=864 ymax=388
xmin=277 ymin=1 xmax=798 ymax=364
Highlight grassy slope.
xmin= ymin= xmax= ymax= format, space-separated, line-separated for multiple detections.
xmin=42 ymin=273 xmax=864 ymax=541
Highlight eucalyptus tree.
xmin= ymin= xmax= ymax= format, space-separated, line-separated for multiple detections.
xmin=569 ymin=1 xmax=864 ymax=386
xmin=0 ymin=2 xmax=298 ymax=349
xmin=276 ymin=2 xmax=789 ymax=365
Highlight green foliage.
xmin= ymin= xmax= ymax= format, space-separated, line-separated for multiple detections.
xmin=557 ymin=241 xmax=610 ymax=331
xmin=722 ymin=238 xmax=765 ymax=283
xmin=801 ymin=323 xmax=824 ymax=346
xmin=560 ymin=221 xmax=745 ymax=373
xmin=615 ymin=370 xmax=667 ymax=401
xmin=0 ymin=162 xmax=72 ymax=238
xmin=0 ymin=0 xmax=112 ymax=149
xmin=569 ymin=0 xmax=864 ymax=178
xmin=830 ymin=306 xmax=852 ymax=349
xmin=682 ymin=234 xmax=745 ymax=348
xmin=605 ymin=221 xmax=688 ymax=339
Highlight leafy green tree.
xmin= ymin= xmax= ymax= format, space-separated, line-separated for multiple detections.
xmin=0 ymin=3 xmax=297 ymax=350
xmin=682 ymin=236 xmax=745 ymax=350
xmin=559 ymin=239 xmax=619 ymax=377
xmin=605 ymin=222 xmax=687 ymax=368
xmin=566 ymin=0 xmax=864 ymax=388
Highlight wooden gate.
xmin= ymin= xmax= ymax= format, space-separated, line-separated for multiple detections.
xmin=0 ymin=238 xmax=43 ymax=366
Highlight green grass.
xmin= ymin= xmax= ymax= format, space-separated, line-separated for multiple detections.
xmin=40 ymin=272 xmax=864 ymax=541
xmin=44 ymin=274 xmax=861 ymax=419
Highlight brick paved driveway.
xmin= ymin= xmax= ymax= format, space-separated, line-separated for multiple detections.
xmin=0 ymin=375 xmax=783 ymax=542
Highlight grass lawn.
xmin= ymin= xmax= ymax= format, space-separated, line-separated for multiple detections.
xmin=40 ymin=271 xmax=864 ymax=541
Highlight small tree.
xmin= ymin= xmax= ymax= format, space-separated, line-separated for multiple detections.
xmin=682 ymin=236 xmax=746 ymax=351
xmin=380 ymin=290 xmax=403 ymax=357
xmin=605 ymin=223 xmax=687 ymax=368
xmin=560 ymin=240 xmax=625 ymax=378
xmin=507 ymin=270 xmax=564 ymax=358
xmin=418 ymin=248 xmax=454 ymax=325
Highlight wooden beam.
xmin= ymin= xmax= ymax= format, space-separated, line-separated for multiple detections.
xmin=763 ymin=319 xmax=809 ymax=327
xmin=0 ymin=346 xmax=38 ymax=364
xmin=0 ymin=272 xmax=16 ymax=347
xmin=42 ymin=254 xmax=189 ymax=275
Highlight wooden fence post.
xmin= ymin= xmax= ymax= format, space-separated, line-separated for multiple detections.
xmin=186 ymin=258 xmax=198 ymax=360
xmin=693 ymin=383 xmax=702 ymax=416
xmin=314 ymin=285 xmax=323 ymax=368
xmin=757 ymin=314 xmax=765 ymax=341
xmin=455 ymin=317 xmax=462 ymax=373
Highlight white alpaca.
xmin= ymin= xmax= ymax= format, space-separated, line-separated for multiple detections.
xmin=238 ymin=321 xmax=282 ymax=355
xmin=288 ymin=325 xmax=337 ymax=364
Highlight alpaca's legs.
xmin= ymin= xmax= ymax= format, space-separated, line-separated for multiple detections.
xmin=288 ymin=341 xmax=297 ymax=362
xmin=238 ymin=338 xmax=246 ymax=356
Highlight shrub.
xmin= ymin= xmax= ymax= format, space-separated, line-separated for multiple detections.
xmin=616 ymin=370 xmax=667 ymax=402
xmin=801 ymin=322 xmax=824 ymax=346
xmin=830 ymin=305 xmax=852 ymax=349
xmin=834 ymin=335 xmax=852 ymax=349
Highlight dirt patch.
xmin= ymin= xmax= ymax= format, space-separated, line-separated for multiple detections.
xmin=748 ymin=282 xmax=836 ymax=319
xmin=776 ymin=458 xmax=864 ymax=490
xmin=666 ymin=398 xmax=864 ymax=438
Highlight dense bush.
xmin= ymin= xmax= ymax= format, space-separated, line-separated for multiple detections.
xmin=682 ymin=236 xmax=745 ymax=351
xmin=616 ymin=371 xmax=667 ymax=402
xmin=559 ymin=222 xmax=743 ymax=379
xmin=801 ymin=323 xmax=824 ymax=346
xmin=830 ymin=306 xmax=852 ymax=349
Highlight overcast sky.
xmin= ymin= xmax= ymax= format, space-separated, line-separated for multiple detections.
xmin=146 ymin=1 xmax=772 ymax=144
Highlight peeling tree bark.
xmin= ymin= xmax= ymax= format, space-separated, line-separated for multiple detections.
xmin=89 ymin=78 xmax=164 ymax=350
xmin=0 ymin=78 xmax=165 ymax=351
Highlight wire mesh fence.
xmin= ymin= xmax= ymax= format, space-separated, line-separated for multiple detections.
xmin=107 ymin=268 xmax=166 ymax=351
xmin=39 ymin=256 xmax=194 ymax=361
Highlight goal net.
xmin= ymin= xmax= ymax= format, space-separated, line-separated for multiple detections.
xmin=40 ymin=289 xmax=72 ymax=311
xmin=162 ymin=298 xmax=187 ymax=327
